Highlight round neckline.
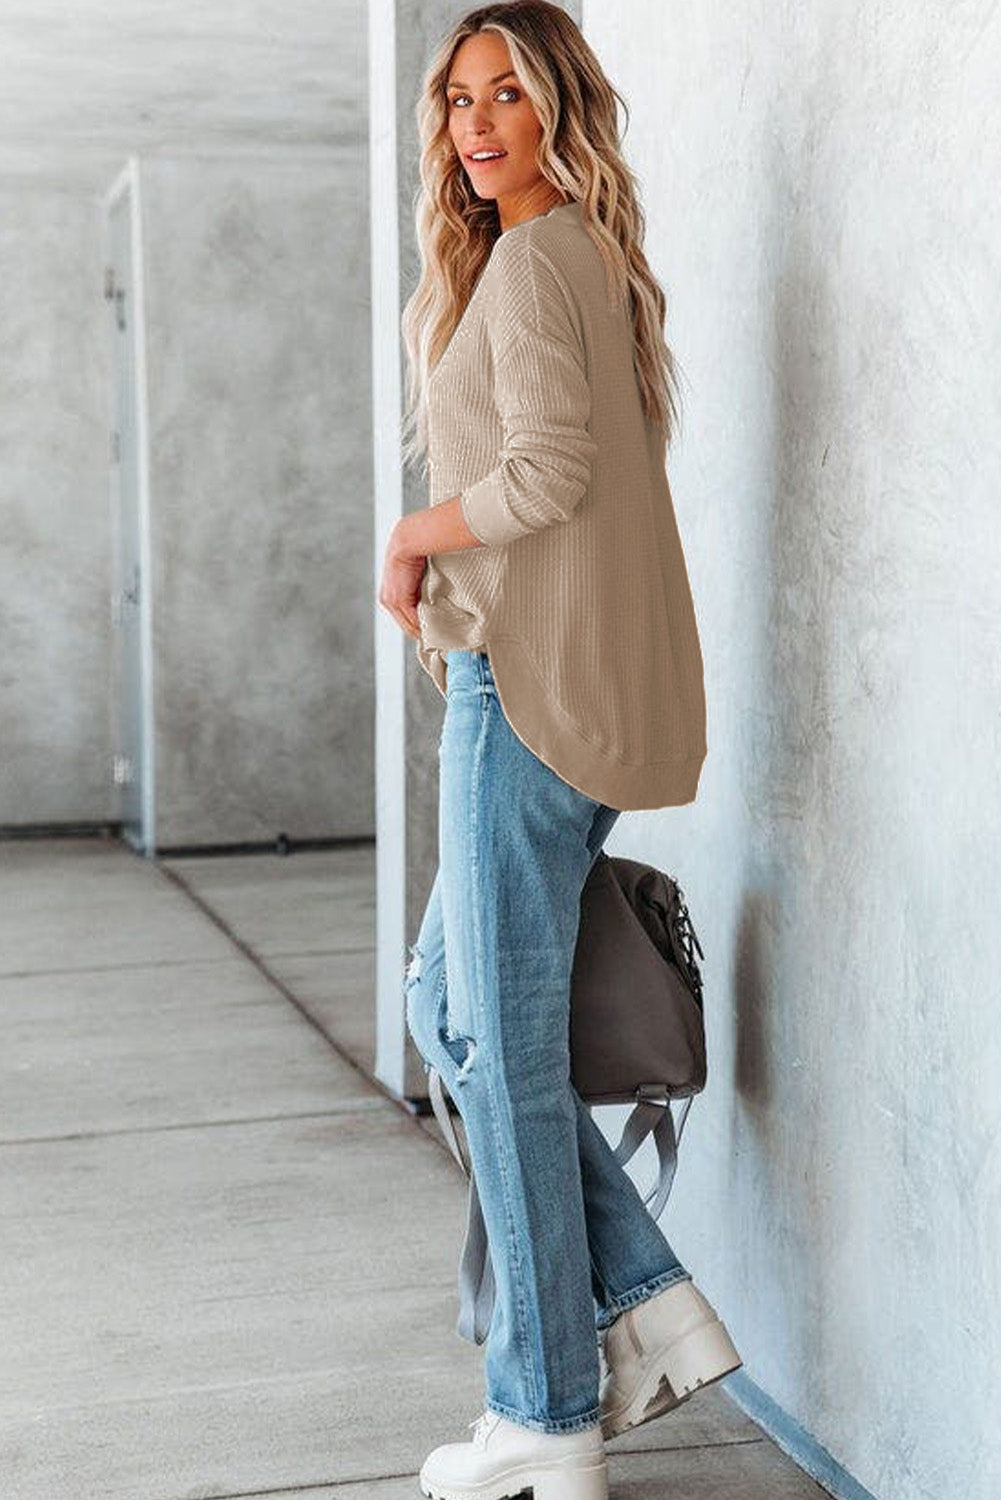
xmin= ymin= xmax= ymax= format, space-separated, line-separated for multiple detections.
xmin=498 ymin=198 xmax=581 ymax=237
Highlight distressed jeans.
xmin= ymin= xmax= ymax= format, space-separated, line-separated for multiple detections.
xmin=404 ymin=647 xmax=691 ymax=1435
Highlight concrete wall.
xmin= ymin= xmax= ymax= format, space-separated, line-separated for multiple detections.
xmin=584 ymin=4 xmax=1001 ymax=1499
xmin=0 ymin=184 xmax=115 ymax=824
xmin=0 ymin=3 xmax=373 ymax=841
xmin=142 ymin=155 xmax=373 ymax=846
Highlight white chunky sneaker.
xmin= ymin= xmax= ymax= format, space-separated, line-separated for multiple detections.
xmin=598 ymin=1278 xmax=743 ymax=1441
xmin=418 ymin=1408 xmax=608 ymax=1500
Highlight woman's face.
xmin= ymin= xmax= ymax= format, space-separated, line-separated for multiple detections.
xmin=445 ymin=31 xmax=559 ymax=226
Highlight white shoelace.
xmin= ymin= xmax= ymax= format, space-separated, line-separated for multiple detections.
xmin=468 ymin=1411 xmax=493 ymax=1448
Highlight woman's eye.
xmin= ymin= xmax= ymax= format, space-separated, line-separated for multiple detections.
xmin=448 ymin=87 xmax=519 ymax=106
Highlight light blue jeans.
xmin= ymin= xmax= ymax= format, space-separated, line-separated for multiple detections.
xmin=404 ymin=647 xmax=691 ymax=1435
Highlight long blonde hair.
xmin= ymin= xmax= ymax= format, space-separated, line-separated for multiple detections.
xmin=400 ymin=0 xmax=685 ymax=471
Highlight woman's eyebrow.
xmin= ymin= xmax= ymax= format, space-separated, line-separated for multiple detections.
xmin=446 ymin=70 xmax=517 ymax=89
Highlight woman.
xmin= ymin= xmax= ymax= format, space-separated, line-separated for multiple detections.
xmin=378 ymin=5 xmax=741 ymax=1497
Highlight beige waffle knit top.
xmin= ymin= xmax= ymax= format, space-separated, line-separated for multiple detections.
xmin=415 ymin=198 xmax=707 ymax=811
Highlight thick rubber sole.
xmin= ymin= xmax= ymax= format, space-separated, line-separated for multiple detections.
xmin=600 ymin=1314 xmax=743 ymax=1441
xmin=419 ymin=1451 xmax=608 ymax=1500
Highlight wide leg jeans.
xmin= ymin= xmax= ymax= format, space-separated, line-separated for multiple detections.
xmin=404 ymin=647 xmax=691 ymax=1435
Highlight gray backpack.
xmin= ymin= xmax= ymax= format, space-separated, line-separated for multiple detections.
xmin=426 ymin=849 xmax=707 ymax=1345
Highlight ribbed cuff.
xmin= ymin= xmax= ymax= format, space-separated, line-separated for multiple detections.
xmin=459 ymin=475 xmax=527 ymax=547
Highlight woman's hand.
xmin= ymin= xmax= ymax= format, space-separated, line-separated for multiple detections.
xmin=379 ymin=520 xmax=427 ymax=640
xmin=379 ymin=497 xmax=483 ymax=640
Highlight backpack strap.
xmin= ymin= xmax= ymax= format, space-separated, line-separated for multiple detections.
xmin=610 ymin=1094 xmax=695 ymax=1222
xmin=427 ymin=1066 xmax=493 ymax=1344
xmin=428 ymin=1064 xmax=470 ymax=1177
xmin=456 ymin=1172 xmax=495 ymax=1345
xmin=428 ymin=1067 xmax=697 ymax=1346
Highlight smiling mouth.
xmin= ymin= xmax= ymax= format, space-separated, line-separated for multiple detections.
xmin=467 ymin=151 xmax=507 ymax=165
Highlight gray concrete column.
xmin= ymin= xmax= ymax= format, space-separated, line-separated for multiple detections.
xmin=370 ymin=0 xmax=581 ymax=1103
xmin=370 ymin=0 xmax=457 ymax=1104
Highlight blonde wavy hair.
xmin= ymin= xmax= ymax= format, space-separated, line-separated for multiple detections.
xmin=400 ymin=0 xmax=685 ymax=471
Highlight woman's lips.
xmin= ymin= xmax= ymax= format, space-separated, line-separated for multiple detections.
xmin=466 ymin=152 xmax=507 ymax=167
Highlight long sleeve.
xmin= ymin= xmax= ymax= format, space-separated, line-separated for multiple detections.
xmin=459 ymin=238 xmax=599 ymax=548
xmin=415 ymin=197 xmax=708 ymax=811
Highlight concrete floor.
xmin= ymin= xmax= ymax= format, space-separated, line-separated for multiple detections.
xmin=0 ymin=836 xmax=832 ymax=1500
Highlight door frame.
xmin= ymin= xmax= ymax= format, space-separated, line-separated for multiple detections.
xmin=104 ymin=155 xmax=156 ymax=856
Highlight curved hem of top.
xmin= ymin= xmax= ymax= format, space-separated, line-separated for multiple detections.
xmin=482 ymin=633 xmax=707 ymax=812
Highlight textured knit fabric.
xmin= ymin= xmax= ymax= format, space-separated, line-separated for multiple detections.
xmin=415 ymin=197 xmax=707 ymax=811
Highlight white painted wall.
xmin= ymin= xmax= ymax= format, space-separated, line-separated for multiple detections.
xmin=585 ymin=5 xmax=1001 ymax=1498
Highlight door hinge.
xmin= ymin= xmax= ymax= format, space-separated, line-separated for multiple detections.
xmin=112 ymin=754 xmax=135 ymax=786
